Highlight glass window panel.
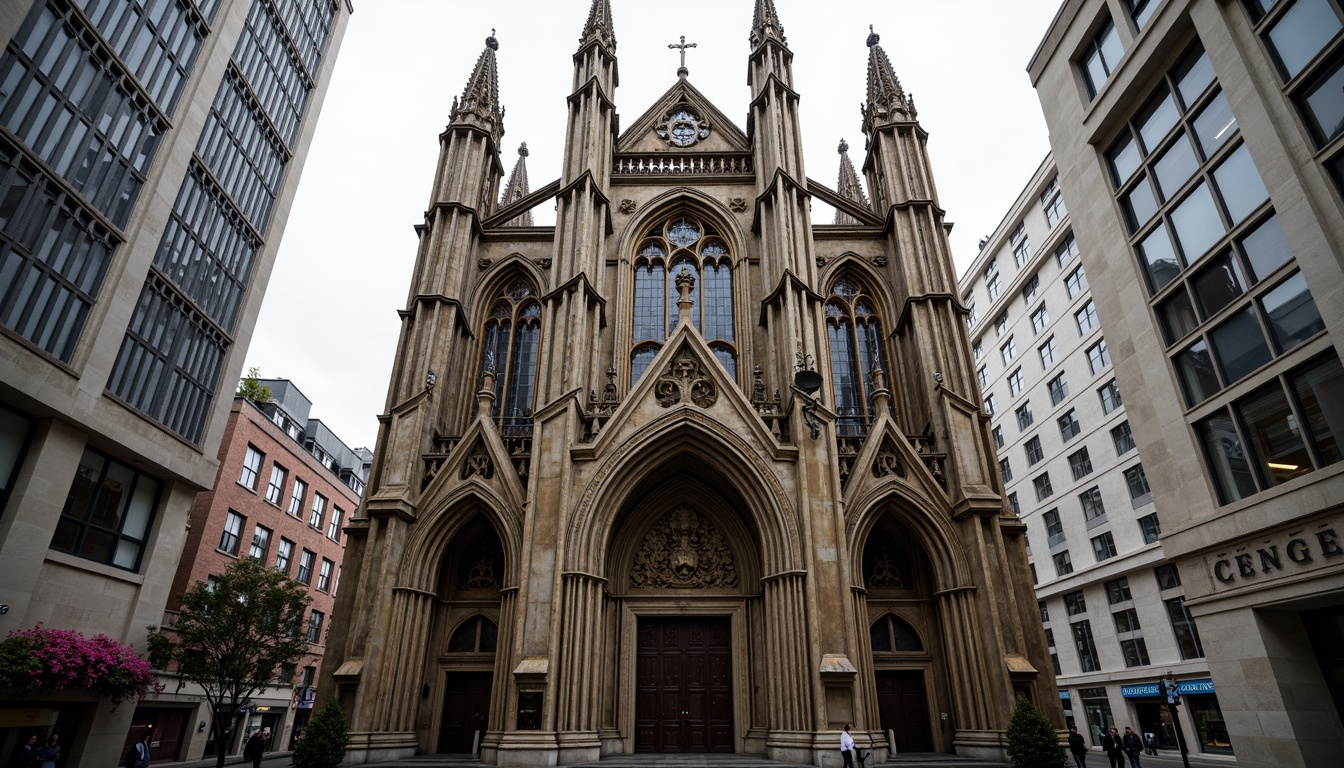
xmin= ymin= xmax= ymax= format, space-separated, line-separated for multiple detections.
xmin=1158 ymin=288 xmax=1199 ymax=345
xmin=1197 ymin=411 xmax=1258 ymax=503
xmin=1176 ymin=340 xmax=1221 ymax=406
xmin=1291 ymin=352 xmax=1344 ymax=466
xmin=1107 ymin=131 xmax=1142 ymax=187
xmin=1260 ymin=271 xmax=1325 ymax=351
xmin=1213 ymin=144 xmax=1269 ymax=224
xmin=1239 ymin=214 xmax=1294 ymax=281
xmin=1153 ymin=132 xmax=1199 ymax=200
xmin=1265 ymin=0 xmax=1342 ymax=79
xmin=1300 ymin=56 xmax=1344 ymax=145
xmin=1123 ymin=175 xmax=1160 ymax=232
xmin=1138 ymin=89 xmax=1181 ymax=153
xmin=1191 ymin=251 xmax=1247 ymax=319
xmin=1209 ymin=307 xmax=1273 ymax=384
xmin=1174 ymin=46 xmax=1217 ymax=107
xmin=121 ymin=476 xmax=158 ymax=540
xmin=1238 ymin=383 xmax=1314 ymax=485
xmin=1129 ymin=0 xmax=1159 ymax=28
xmin=1170 ymin=183 xmax=1226 ymax=263
xmin=1192 ymin=90 xmax=1238 ymax=156
xmin=1137 ymin=223 xmax=1182 ymax=294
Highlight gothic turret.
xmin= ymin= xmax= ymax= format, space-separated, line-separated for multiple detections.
xmin=834 ymin=138 xmax=869 ymax=225
xmin=861 ymin=26 xmax=913 ymax=139
xmin=499 ymin=143 xmax=533 ymax=226
xmin=750 ymin=0 xmax=785 ymax=47
xmin=579 ymin=0 xmax=615 ymax=51
xmin=452 ymin=30 xmax=504 ymax=147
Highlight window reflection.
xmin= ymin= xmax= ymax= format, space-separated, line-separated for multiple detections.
xmin=1259 ymin=271 xmax=1324 ymax=352
xmin=1264 ymin=0 xmax=1342 ymax=79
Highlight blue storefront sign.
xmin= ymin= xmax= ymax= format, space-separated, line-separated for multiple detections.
xmin=1120 ymin=678 xmax=1215 ymax=698
xmin=1059 ymin=690 xmax=1070 ymax=700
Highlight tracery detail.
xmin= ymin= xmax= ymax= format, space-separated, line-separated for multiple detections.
xmin=477 ymin=278 xmax=542 ymax=434
xmin=655 ymin=106 xmax=711 ymax=147
xmin=630 ymin=506 xmax=739 ymax=589
xmin=825 ymin=276 xmax=889 ymax=436
xmin=653 ymin=349 xmax=718 ymax=408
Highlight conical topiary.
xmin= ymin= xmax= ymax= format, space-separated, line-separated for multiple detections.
xmin=293 ymin=699 xmax=348 ymax=768
xmin=1005 ymin=696 xmax=1068 ymax=768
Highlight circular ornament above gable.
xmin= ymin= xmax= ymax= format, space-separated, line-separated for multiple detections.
xmin=656 ymin=107 xmax=711 ymax=147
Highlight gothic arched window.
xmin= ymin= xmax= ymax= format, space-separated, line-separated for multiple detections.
xmin=870 ymin=614 xmax=923 ymax=652
xmin=825 ymin=277 xmax=888 ymax=435
xmin=631 ymin=215 xmax=736 ymax=384
xmin=478 ymin=279 xmax=541 ymax=432
xmin=447 ymin=615 xmax=498 ymax=653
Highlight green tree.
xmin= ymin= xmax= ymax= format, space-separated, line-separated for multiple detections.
xmin=1004 ymin=696 xmax=1068 ymax=768
xmin=292 ymin=699 xmax=348 ymax=768
xmin=149 ymin=559 xmax=310 ymax=768
xmin=237 ymin=367 xmax=272 ymax=403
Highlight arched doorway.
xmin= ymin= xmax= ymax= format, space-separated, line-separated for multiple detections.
xmin=434 ymin=517 xmax=503 ymax=754
xmin=863 ymin=520 xmax=941 ymax=753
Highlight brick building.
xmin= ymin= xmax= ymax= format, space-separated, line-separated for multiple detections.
xmin=146 ymin=381 xmax=369 ymax=761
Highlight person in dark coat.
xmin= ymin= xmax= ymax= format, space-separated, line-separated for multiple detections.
xmin=1122 ymin=727 xmax=1144 ymax=768
xmin=1100 ymin=727 xmax=1125 ymax=768
xmin=1067 ymin=725 xmax=1089 ymax=768
xmin=34 ymin=735 xmax=59 ymax=768
xmin=128 ymin=731 xmax=152 ymax=768
xmin=243 ymin=731 xmax=266 ymax=768
xmin=11 ymin=733 xmax=38 ymax=768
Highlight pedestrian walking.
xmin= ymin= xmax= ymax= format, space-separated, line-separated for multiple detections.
xmin=34 ymin=736 xmax=59 ymax=768
xmin=839 ymin=724 xmax=856 ymax=768
xmin=1143 ymin=732 xmax=1158 ymax=756
xmin=125 ymin=731 xmax=151 ymax=768
xmin=243 ymin=731 xmax=266 ymax=768
xmin=1067 ymin=725 xmax=1089 ymax=768
xmin=11 ymin=733 xmax=37 ymax=768
xmin=1122 ymin=727 xmax=1144 ymax=768
xmin=1101 ymin=727 xmax=1125 ymax=768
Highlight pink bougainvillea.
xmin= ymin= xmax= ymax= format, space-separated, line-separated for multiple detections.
xmin=0 ymin=624 xmax=161 ymax=707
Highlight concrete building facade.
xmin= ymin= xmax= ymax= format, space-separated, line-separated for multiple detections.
xmin=959 ymin=154 xmax=1228 ymax=758
xmin=1029 ymin=1 xmax=1344 ymax=766
xmin=0 ymin=2 xmax=349 ymax=766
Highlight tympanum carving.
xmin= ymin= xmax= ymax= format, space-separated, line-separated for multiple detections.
xmin=654 ymin=350 xmax=717 ymax=408
xmin=630 ymin=506 xmax=738 ymax=589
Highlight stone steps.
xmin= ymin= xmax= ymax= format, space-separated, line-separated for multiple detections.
xmin=387 ymin=753 xmax=1009 ymax=768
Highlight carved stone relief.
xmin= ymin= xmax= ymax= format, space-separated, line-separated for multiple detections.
xmin=630 ymin=506 xmax=739 ymax=589
xmin=461 ymin=449 xmax=494 ymax=480
xmin=728 ymin=197 xmax=748 ymax=213
xmin=654 ymin=350 xmax=718 ymax=408
xmin=872 ymin=439 xmax=906 ymax=478
xmin=619 ymin=199 xmax=637 ymax=214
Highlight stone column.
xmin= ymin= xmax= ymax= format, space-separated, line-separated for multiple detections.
xmin=763 ymin=570 xmax=812 ymax=761
xmin=554 ymin=572 xmax=606 ymax=762
xmin=372 ymin=587 xmax=437 ymax=732
xmin=936 ymin=586 xmax=1000 ymax=756
xmin=483 ymin=586 xmax=519 ymax=752
xmin=850 ymin=586 xmax=879 ymax=732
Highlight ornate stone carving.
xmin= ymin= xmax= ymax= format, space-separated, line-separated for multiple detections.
xmin=630 ymin=506 xmax=739 ymax=589
xmin=654 ymin=349 xmax=717 ymax=408
xmin=619 ymin=198 xmax=637 ymax=214
xmin=463 ymin=551 xmax=499 ymax=590
xmin=728 ymin=197 xmax=748 ymax=213
xmin=461 ymin=449 xmax=494 ymax=480
xmin=872 ymin=438 xmax=906 ymax=478
xmin=655 ymin=106 xmax=710 ymax=147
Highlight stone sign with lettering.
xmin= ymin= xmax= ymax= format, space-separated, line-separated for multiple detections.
xmin=1206 ymin=516 xmax=1343 ymax=589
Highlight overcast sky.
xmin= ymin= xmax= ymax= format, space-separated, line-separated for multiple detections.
xmin=245 ymin=0 xmax=1062 ymax=450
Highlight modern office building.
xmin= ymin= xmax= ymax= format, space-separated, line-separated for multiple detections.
xmin=145 ymin=381 xmax=368 ymax=762
xmin=959 ymin=154 xmax=1228 ymax=758
xmin=1029 ymin=1 xmax=1344 ymax=766
xmin=0 ymin=1 xmax=349 ymax=765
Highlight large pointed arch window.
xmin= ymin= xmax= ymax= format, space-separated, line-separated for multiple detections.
xmin=478 ymin=279 xmax=541 ymax=435
xmin=631 ymin=215 xmax=736 ymax=383
xmin=825 ymin=277 xmax=888 ymax=435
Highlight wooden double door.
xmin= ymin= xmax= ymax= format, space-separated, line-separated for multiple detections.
xmin=634 ymin=616 xmax=733 ymax=753
xmin=438 ymin=671 xmax=491 ymax=754
xmin=875 ymin=670 xmax=934 ymax=753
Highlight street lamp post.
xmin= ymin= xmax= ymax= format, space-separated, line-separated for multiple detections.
xmin=1160 ymin=674 xmax=1192 ymax=768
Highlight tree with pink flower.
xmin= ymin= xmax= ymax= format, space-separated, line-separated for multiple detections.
xmin=0 ymin=624 xmax=162 ymax=708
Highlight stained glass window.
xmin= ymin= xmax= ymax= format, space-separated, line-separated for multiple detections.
xmin=478 ymin=279 xmax=541 ymax=432
xmin=825 ymin=276 xmax=889 ymax=436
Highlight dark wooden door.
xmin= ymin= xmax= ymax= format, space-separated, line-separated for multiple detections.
xmin=635 ymin=617 xmax=733 ymax=753
xmin=875 ymin=670 xmax=934 ymax=752
xmin=438 ymin=672 xmax=492 ymax=753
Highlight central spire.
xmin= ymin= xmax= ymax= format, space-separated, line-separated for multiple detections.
xmin=580 ymin=0 xmax=615 ymax=50
xmin=834 ymin=139 xmax=870 ymax=225
xmin=452 ymin=30 xmax=504 ymax=145
xmin=750 ymin=0 xmax=786 ymax=47
xmin=499 ymin=143 xmax=533 ymax=226
xmin=862 ymin=26 xmax=913 ymax=137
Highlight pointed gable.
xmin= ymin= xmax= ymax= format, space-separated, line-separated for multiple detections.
xmin=616 ymin=78 xmax=750 ymax=154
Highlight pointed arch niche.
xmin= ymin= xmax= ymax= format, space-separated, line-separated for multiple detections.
xmin=431 ymin=516 xmax=507 ymax=754
xmin=857 ymin=516 xmax=946 ymax=754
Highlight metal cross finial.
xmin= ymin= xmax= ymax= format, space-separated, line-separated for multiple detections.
xmin=668 ymin=35 xmax=697 ymax=72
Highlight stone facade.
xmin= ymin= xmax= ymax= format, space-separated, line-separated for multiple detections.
xmin=321 ymin=2 xmax=1059 ymax=766
xmin=1029 ymin=1 xmax=1344 ymax=767
xmin=0 ymin=2 xmax=349 ymax=766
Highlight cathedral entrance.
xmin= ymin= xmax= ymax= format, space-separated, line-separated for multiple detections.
xmin=437 ymin=671 xmax=491 ymax=753
xmin=634 ymin=616 xmax=733 ymax=753
xmin=875 ymin=670 xmax=934 ymax=753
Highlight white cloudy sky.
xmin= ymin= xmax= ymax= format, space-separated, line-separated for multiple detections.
xmin=246 ymin=0 xmax=1062 ymax=450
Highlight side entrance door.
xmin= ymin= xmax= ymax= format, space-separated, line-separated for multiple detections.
xmin=634 ymin=616 xmax=733 ymax=753
xmin=875 ymin=670 xmax=934 ymax=753
xmin=438 ymin=671 xmax=492 ymax=753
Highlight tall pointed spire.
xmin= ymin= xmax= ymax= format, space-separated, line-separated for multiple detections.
xmin=750 ymin=0 xmax=787 ymax=47
xmin=499 ymin=143 xmax=533 ymax=226
xmin=862 ymin=26 xmax=913 ymax=138
xmin=580 ymin=0 xmax=615 ymax=50
xmin=451 ymin=30 xmax=504 ymax=145
xmin=834 ymin=138 xmax=870 ymax=225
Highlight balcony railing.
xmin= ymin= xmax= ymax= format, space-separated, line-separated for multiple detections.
xmin=612 ymin=152 xmax=753 ymax=176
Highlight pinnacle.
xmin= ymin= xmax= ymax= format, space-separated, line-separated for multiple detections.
xmin=750 ymin=0 xmax=787 ymax=47
xmin=499 ymin=143 xmax=533 ymax=227
xmin=580 ymin=0 xmax=616 ymax=50
xmin=862 ymin=26 xmax=913 ymax=136
xmin=453 ymin=31 xmax=504 ymax=145
xmin=834 ymin=138 xmax=870 ymax=225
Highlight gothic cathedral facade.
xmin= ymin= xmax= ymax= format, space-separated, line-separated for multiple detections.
xmin=321 ymin=2 xmax=1059 ymax=765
